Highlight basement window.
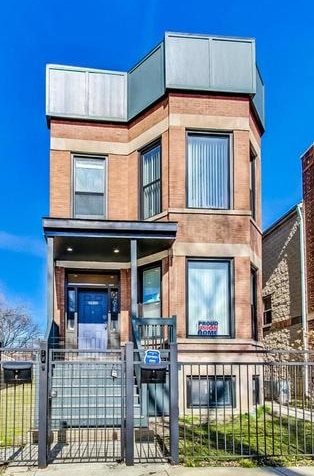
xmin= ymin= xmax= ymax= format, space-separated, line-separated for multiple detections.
xmin=187 ymin=376 xmax=236 ymax=408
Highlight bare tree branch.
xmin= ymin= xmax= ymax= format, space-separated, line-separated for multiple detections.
xmin=0 ymin=302 xmax=40 ymax=348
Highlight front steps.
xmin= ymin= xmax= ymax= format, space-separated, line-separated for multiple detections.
xmin=50 ymin=362 xmax=147 ymax=429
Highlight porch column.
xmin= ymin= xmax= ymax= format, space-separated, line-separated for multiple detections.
xmin=47 ymin=237 xmax=54 ymax=333
xmin=130 ymin=239 xmax=138 ymax=319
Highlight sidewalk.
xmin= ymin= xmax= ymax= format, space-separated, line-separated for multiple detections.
xmin=3 ymin=463 xmax=314 ymax=476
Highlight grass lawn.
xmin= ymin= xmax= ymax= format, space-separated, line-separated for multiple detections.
xmin=0 ymin=383 xmax=35 ymax=447
xmin=179 ymin=405 xmax=314 ymax=467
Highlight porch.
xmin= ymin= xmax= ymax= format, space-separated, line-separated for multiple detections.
xmin=43 ymin=217 xmax=177 ymax=350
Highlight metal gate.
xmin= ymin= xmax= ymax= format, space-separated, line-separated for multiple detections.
xmin=47 ymin=348 xmax=124 ymax=463
xmin=0 ymin=341 xmax=178 ymax=467
xmin=0 ymin=347 xmax=40 ymax=466
xmin=46 ymin=342 xmax=178 ymax=465
xmin=126 ymin=343 xmax=178 ymax=464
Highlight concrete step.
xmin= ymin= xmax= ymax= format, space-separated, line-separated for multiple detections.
xmin=49 ymin=362 xmax=147 ymax=428
xmin=50 ymin=414 xmax=146 ymax=428
xmin=51 ymin=365 xmax=123 ymax=378
xmin=51 ymin=377 xmax=126 ymax=387
xmin=51 ymin=394 xmax=140 ymax=406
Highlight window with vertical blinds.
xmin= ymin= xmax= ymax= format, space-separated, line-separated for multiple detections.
xmin=141 ymin=143 xmax=161 ymax=219
xmin=187 ymin=134 xmax=230 ymax=209
xmin=188 ymin=260 xmax=232 ymax=337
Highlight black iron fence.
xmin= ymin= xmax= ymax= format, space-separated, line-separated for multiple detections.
xmin=0 ymin=347 xmax=40 ymax=465
xmin=1 ymin=344 xmax=314 ymax=467
xmin=178 ymin=350 xmax=314 ymax=465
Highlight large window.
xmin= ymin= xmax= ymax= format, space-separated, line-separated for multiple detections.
xmin=187 ymin=133 xmax=230 ymax=209
xmin=141 ymin=266 xmax=161 ymax=318
xmin=141 ymin=143 xmax=161 ymax=219
xmin=187 ymin=376 xmax=235 ymax=408
xmin=187 ymin=260 xmax=232 ymax=337
xmin=74 ymin=156 xmax=106 ymax=218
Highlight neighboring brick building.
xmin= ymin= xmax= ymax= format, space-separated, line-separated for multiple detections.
xmin=262 ymin=144 xmax=314 ymax=349
xmin=43 ymin=32 xmax=265 ymax=361
xmin=262 ymin=206 xmax=303 ymax=347
xmin=302 ymin=145 xmax=314 ymax=329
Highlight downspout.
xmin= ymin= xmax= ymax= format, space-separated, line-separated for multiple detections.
xmin=296 ymin=202 xmax=308 ymax=396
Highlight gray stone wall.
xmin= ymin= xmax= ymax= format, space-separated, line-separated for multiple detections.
xmin=263 ymin=208 xmax=302 ymax=346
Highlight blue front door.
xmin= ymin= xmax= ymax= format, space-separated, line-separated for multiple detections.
xmin=78 ymin=290 xmax=108 ymax=350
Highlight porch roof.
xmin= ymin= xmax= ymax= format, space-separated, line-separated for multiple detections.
xmin=42 ymin=217 xmax=177 ymax=262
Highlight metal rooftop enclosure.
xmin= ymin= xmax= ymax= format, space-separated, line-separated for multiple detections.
xmin=46 ymin=32 xmax=265 ymax=128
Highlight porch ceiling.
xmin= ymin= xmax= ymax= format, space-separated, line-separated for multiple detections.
xmin=43 ymin=218 xmax=177 ymax=262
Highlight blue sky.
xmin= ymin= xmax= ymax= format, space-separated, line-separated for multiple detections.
xmin=0 ymin=0 xmax=313 ymax=328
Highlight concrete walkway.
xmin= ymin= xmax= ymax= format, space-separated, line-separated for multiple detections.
xmin=3 ymin=463 xmax=314 ymax=476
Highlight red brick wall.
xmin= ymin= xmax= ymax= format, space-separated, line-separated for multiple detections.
xmin=50 ymin=150 xmax=71 ymax=217
xmin=234 ymin=130 xmax=250 ymax=211
xmin=120 ymin=269 xmax=131 ymax=343
xmin=302 ymin=146 xmax=314 ymax=319
xmin=50 ymin=120 xmax=129 ymax=142
xmin=168 ymin=126 xmax=186 ymax=209
xmin=49 ymin=91 xmax=263 ymax=347
xmin=168 ymin=93 xmax=249 ymax=118
xmin=55 ymin=266 xmax=65 ymax=336
xmin=107 ymin=154 xmax=129 ymax=220
xmin=171 ymin=213 xmax=250 ymax=244
xmin=50 ymin=94 xmax=260 ymax=224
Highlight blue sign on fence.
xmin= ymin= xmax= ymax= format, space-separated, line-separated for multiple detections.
xmin=144 ymin=349 xmax=161 ymax=364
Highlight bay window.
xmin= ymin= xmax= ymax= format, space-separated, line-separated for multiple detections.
xmin=187 ymin=259 xmax=232 ymax=337
xmin=141 ymin=142 xmax=161 ymax=219
xmin=187 ymin=133 xmax=230 ymax=209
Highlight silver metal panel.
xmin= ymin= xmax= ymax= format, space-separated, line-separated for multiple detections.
xmin=128 ymin=44 xmax=165 ymax=119
xmin=211 ymin=38 xmax=255 ymax=92
xmin=253 ymin=66 xmax=265 ymax=127
xmin=165 ymin=33 xmax=256 ymax=94
xmin=48 ymin=67 xmax=87 ymax=116
xmin=46 ymin=33 xmax=263 ymax=125
xmin=46 ymin=65 xmax=127 ymax=121
xmin=88 ymin=71 xmax=127 ymax=120
xmin=165 ymin=34 xmax=210 ymax=88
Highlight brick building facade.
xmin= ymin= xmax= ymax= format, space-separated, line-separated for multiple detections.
xmin=43 ymin=32 xmax=265 ymax=358
xmin=262 ymin=144 xmax=314 ymax=348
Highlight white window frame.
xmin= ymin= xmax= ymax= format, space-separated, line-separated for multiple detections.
xmin=72 ymin=155 xmax=107 ymax=219
xmin=187 ymin=259 xmax=233 ymax=338
xmin=186 ymin=132 xmax=233 ymax=210
xmin=141 ymin=265 xmax=161 ymax=318
xmin=263 ymin=294 xmax=272 ymax=326
xmin=140 ymin=141 xmax=161 ymax=220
